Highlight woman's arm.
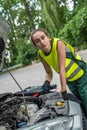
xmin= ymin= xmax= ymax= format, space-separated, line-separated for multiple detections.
xmin=57 ymin=40 xmax=66 ymax=92
xmin=39 ymin=54 xmax=53 ymax=82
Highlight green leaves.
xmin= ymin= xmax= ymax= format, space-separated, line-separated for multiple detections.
xmin=16 ymin=38 xmax=38 ymax=66
xmin=59 ymin=6 xmax=87 ymax=50
xmin=0 ymin=0 xmax=87 ymax=66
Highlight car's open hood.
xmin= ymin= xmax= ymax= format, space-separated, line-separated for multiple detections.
xmin=0 ymin=16 xmax=10 ymax=44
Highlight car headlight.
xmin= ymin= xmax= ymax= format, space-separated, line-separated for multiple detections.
xmin=31 ymin=116 xmax=73 ymax=130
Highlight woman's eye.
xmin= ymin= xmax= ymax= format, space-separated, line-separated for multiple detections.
xmin=41 ymin=36 xmax=45 ymax=40
xmin=35 ymin=39 xmax=40 ymax=44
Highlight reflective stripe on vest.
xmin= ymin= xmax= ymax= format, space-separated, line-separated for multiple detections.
xmin=65 ymin=46 xmax=84 ymax=81
xmin=65 ymin=58 xmax=84 ymax=81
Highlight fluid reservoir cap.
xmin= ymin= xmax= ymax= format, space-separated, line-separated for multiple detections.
xmin=56 ymin=101 xmax=65 ymax=106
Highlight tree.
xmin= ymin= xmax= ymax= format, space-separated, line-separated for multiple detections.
xmin=0 ymin=0 xmax=86 ymax=66
xmin=59 ymin=6 xmax=87 ymax=50
xmin=0 ymin=0 xmax=40 ymax=66
xmin=39 ymin=0 xmax=69 ymax=36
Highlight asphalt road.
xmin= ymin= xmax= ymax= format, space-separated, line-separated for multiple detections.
xmin=0 ymin=49 xmax=87 ymax=94
xmin=0 ymin=62 xmax=61 ymax=93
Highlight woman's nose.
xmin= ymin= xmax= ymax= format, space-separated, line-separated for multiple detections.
xmin=40 ymin=39 xmax=44 ymax=44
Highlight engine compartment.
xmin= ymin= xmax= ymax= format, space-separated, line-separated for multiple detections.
xmin=0 ymin=92 xmax=69 ymax=130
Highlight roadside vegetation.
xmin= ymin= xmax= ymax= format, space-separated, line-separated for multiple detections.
xmin=0 ymin=0 xmax=87 ymax=66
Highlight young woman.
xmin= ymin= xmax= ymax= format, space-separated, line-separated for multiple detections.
xmin=30 ymin=28 xmax=87 ymax=117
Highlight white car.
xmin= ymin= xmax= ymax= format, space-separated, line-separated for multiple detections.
xmin=0 ymin=85 xmax=86 ymax=130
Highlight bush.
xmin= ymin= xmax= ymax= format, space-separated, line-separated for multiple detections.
xmin=16 ymin=39 xmax=38 ymax=66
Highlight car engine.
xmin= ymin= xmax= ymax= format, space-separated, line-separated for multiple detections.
xmin=0 ymin=91 xmax=69 ymax=130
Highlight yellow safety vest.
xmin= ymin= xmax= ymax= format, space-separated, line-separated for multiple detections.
xmin=39 ymin=38 xmax=85 ymax=82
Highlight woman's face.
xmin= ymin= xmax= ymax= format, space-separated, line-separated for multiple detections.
xmin=32 ymin=31 xmax=51 ymax=53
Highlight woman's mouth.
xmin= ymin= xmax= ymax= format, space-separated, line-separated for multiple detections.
xmin=42 ymin=44 xmax=47 ymax=48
